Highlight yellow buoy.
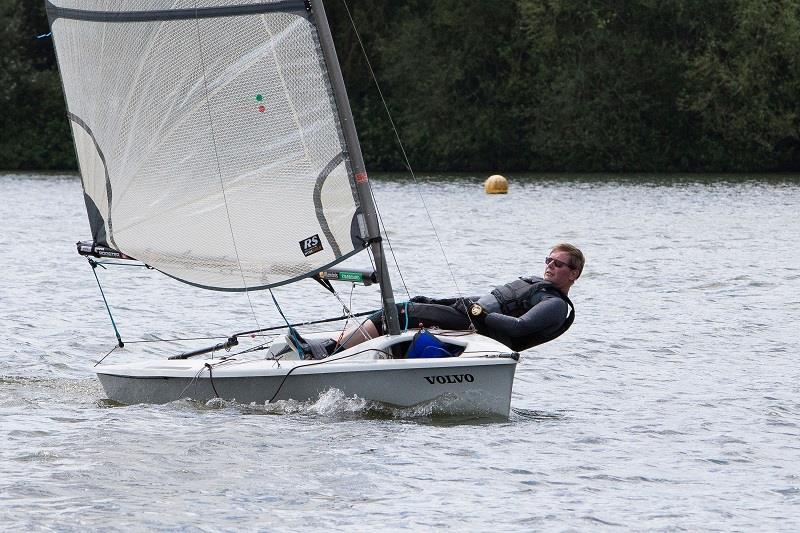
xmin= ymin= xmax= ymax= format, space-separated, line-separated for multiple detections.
xmin=484 ymin=174 xmax=508 ymax=194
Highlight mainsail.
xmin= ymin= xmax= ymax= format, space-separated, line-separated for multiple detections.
xmin=47 ymin=0 xmax=371 ymax=291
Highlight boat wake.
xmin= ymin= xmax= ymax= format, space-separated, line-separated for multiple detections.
xmin=1 ymin=376 xmax=104 ymax=407
xmin=177 ymin=388 xmax=510 ymax=422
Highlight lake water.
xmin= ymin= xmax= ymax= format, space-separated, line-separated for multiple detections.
xmin=1 ymin=172 xmax=799 ymax=531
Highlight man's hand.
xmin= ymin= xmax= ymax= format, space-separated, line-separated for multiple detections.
xmin=410 ymin=295 xmax=432 ymax=304
xmin=469 ymin=303 xmax=488 ymax=329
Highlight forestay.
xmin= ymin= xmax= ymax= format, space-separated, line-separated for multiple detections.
xmin=47 ymin=0 xmax=368 ymax=291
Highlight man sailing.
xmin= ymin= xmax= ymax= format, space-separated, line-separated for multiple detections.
xmin=292 ymin=243 xmax=584 ymax=358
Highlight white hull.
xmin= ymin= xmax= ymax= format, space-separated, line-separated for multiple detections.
xmin=96 ymin=330 xmax=519 ymax=417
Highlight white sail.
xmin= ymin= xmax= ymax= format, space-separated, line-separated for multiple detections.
xmin=48 ymin=0 xmax=367 ymax=290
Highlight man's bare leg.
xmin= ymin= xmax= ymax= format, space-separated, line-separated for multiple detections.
xmin=334 ymin=319 xmax=379 ymax=349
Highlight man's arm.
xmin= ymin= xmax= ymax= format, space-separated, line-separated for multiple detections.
xmin=411 ymin=295 xmax=481 ymax=306
xmin=483 ymin=296 xmax=567 ymax=338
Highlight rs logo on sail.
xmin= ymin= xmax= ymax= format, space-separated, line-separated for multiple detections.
xmin=424 ymin=374 xmax=474 ymax=385
xmin=299 ymin=234 xmax=323 ymax=256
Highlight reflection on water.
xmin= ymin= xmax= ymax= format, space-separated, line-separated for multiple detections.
xmin=1 ymin=172 xmax=799 ymax=530
xmin=511 ymin=407 xmax=565 ymax=421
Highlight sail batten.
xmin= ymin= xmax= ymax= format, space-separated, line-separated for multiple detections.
xmin=50 ymin=0 xmax=367 ymax=291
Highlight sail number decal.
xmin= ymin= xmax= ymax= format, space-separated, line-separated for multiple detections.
xmin=424 ymin=374 xmax=474 ymax=385
xmin=300 ymin=234 xmax=323 ymax=256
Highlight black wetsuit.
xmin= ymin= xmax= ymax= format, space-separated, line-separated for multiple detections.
xmin=370 ymin=276 xmax=574 ymax=351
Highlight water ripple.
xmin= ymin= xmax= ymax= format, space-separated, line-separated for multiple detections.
xmin=2 ymin=174 xmax=800 ymax=530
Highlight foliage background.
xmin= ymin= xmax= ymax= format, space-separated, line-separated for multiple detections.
xmin=2 ymin=0 xmax=799 ymax=172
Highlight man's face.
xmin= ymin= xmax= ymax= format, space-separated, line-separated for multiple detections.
xmin=543 ymin=250 xmax=579 ymax=290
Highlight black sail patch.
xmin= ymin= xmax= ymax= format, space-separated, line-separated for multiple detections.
xmin=299 ymin=234 xmax=323 ymax=256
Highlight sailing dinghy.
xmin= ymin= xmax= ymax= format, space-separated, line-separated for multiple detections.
xmin=47 ymin=0 xmax=519 ymax=416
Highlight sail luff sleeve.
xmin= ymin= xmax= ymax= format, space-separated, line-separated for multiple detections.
xmin=47 ymin=0 xmax=371 ymax=291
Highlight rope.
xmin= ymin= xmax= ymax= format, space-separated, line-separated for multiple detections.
xmin=234 ymin=309 xmax=376 ymax=337
xmin=327 ymin=285 xmax=374 ymax=351
xmin=93 ymin=345 xmax=119 ymax=367
xmin=366 ymin=182 xmax=410 ymax=299
xmin=341 ymin=0 xmax=467 ymax=302
xmin=268 ymin=288 xmax=305 ymax=358
xmin=88 ymin=259 xmax=124 ymax=348
xmin=268 ymin=347 xmax=391 ymax=403
xmin=233 ymin=339 xmax=276 ymax=356
xmin=178 ymin=366 xmax=207 ymax=401
xmin=205 ymin=363 xmax=221 ymax=398
xmin=123 ymin=335 xmax=228 ymax=344
xmin=329 ymin=285 xmax=354 ymax=353
xmin=90 ymin=261 xmax=149 ymax=268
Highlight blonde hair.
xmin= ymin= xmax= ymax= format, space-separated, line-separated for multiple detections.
xmin=551 ymin=243 xmax=584 ymax=276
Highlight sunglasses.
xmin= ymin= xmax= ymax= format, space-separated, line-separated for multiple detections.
xmin=545 ymin=256 xmax=573 ymax=269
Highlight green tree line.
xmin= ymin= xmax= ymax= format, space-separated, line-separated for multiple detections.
xmin=3 ymin=0 xmax=799 ymax=172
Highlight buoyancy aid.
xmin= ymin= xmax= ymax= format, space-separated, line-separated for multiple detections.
xmin=488 ymin=276 xmax=575 ymax=349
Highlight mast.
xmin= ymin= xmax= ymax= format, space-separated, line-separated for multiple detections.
xmin=309 ymin=0 xmax=401 ymax=335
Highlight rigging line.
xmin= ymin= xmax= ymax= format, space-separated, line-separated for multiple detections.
xmin=88 ymin=259 xmax=124 ymax=348
xmin=268 ymin=347 xmax=392 ymax=403
xmin=192 ymin=5 xmax=261 ymax=332
xmin=268 ymin=288 xmax=305 ymax=358
xmin=358 ymin=177 xmax=405 ymax=297
xmin=365 ymin=244 xmax=376 ymax=273
xmin=341 ymin=0 xmax=467 ymax=301
xmin=233 ymin=340 xmax=276 ymax=355
xmin=330 ymin=286 xmax=353 ymax=352
xmin=178 ymin=366 xmax=206 ymax=401
xmin=366 ymin=180 xmax=410 ymax=298
xmin=94 ymin=345 xmax=119 ymax=367
xmin=91 ymin=261 xmax=149 ymax=268
xmin=123 ymin=335 xmax=228 ymax=344
xmin=205 ymin=363 xmax=221 ymax=397
xmin=328 ymin=284 xmax=373 ymax=350
xmin=234 ymin=308 xmax=376 ymax=337
xmin=331 ymin=285 xmax=356 ymax=351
